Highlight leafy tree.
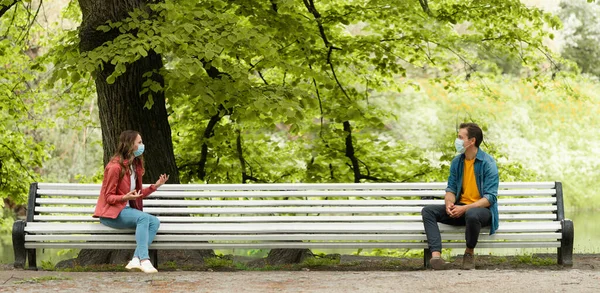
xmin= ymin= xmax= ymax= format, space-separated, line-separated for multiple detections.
xmin=559 ymin=0 xmax=600 ymax=77
xmin=0 ymin=0 xmax=50 ymax=209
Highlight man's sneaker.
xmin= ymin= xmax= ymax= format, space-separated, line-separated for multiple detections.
xmin=125 ymin=257 xmax=141 ymax=271
xmin=462 ymin=252 xmax=475 ymax=270
xmin=429 ymin=257 xmax=448 ymax=270
xmin=140 ymin=259 xmax=158 ymax=273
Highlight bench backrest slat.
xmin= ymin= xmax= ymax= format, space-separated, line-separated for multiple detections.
xmin=27 ymin=182 xmax=562 ymax=224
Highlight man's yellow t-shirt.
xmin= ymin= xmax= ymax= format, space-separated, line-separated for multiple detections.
xmin=460 ymin=158 xmax=481 ymax=204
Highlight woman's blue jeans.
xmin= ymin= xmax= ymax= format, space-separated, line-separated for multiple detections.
xmin=100 ymin=207 xmax=160 ymax=260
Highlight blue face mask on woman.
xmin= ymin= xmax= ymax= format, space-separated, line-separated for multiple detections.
xmin=134 ymin=144 xmax=145 ymax=157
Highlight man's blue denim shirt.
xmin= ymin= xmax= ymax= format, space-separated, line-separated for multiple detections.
xmin=445 ymin=148 xmax=500 ymax=235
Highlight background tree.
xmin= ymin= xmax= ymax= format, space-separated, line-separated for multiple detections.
xmin=559 ymin=0 xmax=600 ymax=77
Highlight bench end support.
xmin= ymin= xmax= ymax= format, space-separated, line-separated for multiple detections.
xmin=150 ymin=249 xmax=158 ymax=269
xmin=12 ymin=220 xmax=26 ymax=269
xmin=558 ymin=219 xmax=574 ymax=267
xmin=423 ymin=248 xmax=432 ymax=269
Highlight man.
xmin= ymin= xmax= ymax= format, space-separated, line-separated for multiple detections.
xmin=421 ymin=123 xmax=499 ymax=270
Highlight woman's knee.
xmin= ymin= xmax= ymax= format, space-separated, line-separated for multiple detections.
xmin=149 ymin=214 xmax=160 ymax=228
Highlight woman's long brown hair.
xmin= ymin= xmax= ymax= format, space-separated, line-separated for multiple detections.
xmin=112 ymin=130 xmax=145 ymax=180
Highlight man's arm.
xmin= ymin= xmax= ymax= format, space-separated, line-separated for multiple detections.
xmin=466 ymin=197 xmax=491 ymax=209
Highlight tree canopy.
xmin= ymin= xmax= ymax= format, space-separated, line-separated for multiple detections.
xmin=1 ymin=0 xmax=598 ymax=210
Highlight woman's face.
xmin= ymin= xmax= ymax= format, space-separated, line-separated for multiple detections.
xmin=133 ymin=135 xmax=143 ymax=151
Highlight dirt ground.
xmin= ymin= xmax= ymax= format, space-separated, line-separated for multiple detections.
xmin=0 ymin=254 xmax=599 ymax=293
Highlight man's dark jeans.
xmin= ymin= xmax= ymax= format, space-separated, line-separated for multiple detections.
xmin=421 ymin=205 xmax=492 ymax=252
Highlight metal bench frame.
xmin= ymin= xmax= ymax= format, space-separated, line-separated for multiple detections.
xmin=13 ymin=182 xmax=574 ymax=269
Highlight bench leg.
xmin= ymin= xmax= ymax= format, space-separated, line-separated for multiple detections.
xmin=12 ymin=220 xmax=26 ymax=269
xmin=150 ymin=249 xmax=158 ymax=269
xmin=27 ymin=249 xmax=37 ymax=270
xmin=423 ymin=248 xmax=432 ymax=269
xmin=558 ymin=219 xmax=574 ymax=266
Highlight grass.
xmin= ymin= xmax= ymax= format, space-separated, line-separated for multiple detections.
xmin=511 ymin=254 xmax=557 ymax=266
xmin=301 ymin=256 xmax=340 ymax=267
xmin=234 ymin=263 xmax=288 ymax=271
xmin=46 ymin=252 xmax=567 ymax=272
xmin=15 ymin=276 xmax=71 ymax=284
xmin=203 ymin=257 xmax=234 ymax=269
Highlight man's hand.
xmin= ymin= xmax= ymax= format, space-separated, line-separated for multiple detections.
xmin=122 ymin=190 xmax=142 ymax=201
xmin=444 ymin=192 xmax=456 ymax=216
xmin=445 ymin=201 xmax=455 ymax=216
xmin=155 ymin=174 xmax=169 ymax=188
xmin=449 ymin=205 xmax=468 ymax=218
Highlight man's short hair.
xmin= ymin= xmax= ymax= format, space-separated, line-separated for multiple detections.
xmin=459 ymin=123 xmax=483 ymax=148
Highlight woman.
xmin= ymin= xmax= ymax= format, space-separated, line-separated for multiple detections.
xmin=93 ymin=130 xmax=169 ymax=273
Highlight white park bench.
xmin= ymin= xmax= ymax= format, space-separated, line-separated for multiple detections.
xmin=12 ymin=182 xmax=574 ymax=269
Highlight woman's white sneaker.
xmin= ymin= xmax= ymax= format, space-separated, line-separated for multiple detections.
xmin=125 ymin=257 xmax=141 ymax=271
xmin=140 ymin=259 xmax=158 ymax=273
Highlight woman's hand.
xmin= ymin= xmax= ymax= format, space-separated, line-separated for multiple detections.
xmin=122 ymin=190 xmax=142 ymax=201
xmin=154 ymin=174 xmax=169 ymax=188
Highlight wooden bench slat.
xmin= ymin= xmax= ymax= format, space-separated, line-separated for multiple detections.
xmin=33 ymin=205 xmax=558 ymax=214
xmin=25 ymin=232 xmax=562 ymax=242
xmin=24 ymin=221 xmax=562 ymax=234
xmin=36 ymin=189 xmax=557 ymax=198
xmin=34 ymin=198 xmax=557 ymax=206
xmin=36 ymin=182 xmax=557 ymax=191
xmin=32 ymin=213 xmax=558 ymax=223
xmin=25 ymin=241 xmax=562 ymax=250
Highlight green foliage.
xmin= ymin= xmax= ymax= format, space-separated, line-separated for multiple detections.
xmin=512 ymin=254 xmax=557 ymax=266
xmin=559 ymin=0 xmax=600 ymax=77
xmin=203 ymin=256 xmax=234 ymax=268
xmin=40 ymin=0 xmax=564 ymax=188
xmin=0 ymin=1 xmax=101 ymax=208
xmin=358 ymin=248 xmax=425 ymax=258
xmin=301 ymin=255 xmax=340 ymax=267
xmin=41 ymin=260 xmax=56 ymax=271
xmin=0 ymin=2 xmax=50 ymax=205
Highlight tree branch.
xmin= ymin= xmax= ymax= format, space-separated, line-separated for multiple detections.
xmin=418 ymin=0 xmax=432 ymax=16
xmin=16 ymin=0 xmax=42 ymax=43
xmin=303 ymin=0 xmax=329 ymax=47
xmin=236 ymin=129 xmax=260 ymax=183
xmin=197 ymin=107 xmax=224 ymax=181
xmin=0 ymin=142 xmax=35 ymax=180
xmin=343 ymin=121 xmax=361 ymax=183
xmin=0 ymin=0 xmax=20 ymax=19
xmin=269 ymin=0 xmax=278 ymax=13
xmin=257 ymin=70 xmax=269 ymax=85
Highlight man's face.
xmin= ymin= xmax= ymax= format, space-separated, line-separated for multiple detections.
xmin=458 ymin=128 xmax=474 ymax=148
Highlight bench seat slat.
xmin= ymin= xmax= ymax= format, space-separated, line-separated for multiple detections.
xmin=25 ymin=232 xmax=562 ymax=242
xmin=24 ymin=222 xmax=562 ymax=234
xmin=33 ymin=206 xmax=558 ymax=214
xmin=25 ymin=241 xmax=562 ymax=250
xmin=34 ymin=198 xmax=557 ymax=206
xmin=32 ymin=214 xmax=558 ymax=223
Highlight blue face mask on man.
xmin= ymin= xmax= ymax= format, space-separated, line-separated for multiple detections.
xmin=134 ymin=144 xmax=145 ymax=157
xmin=454 ymin=138 xmax=469 ymax=154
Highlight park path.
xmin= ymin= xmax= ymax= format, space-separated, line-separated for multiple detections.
xmin=1 ymin=269 xmax=599 ymax=292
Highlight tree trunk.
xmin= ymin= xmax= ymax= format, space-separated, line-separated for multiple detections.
xmin=76 ymin=0 xmax=213 ymax=265
xmin=265 ymin=248 xmax=313 ymax=266
xmin=78 ymin=0 xmax=179 ymax=179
